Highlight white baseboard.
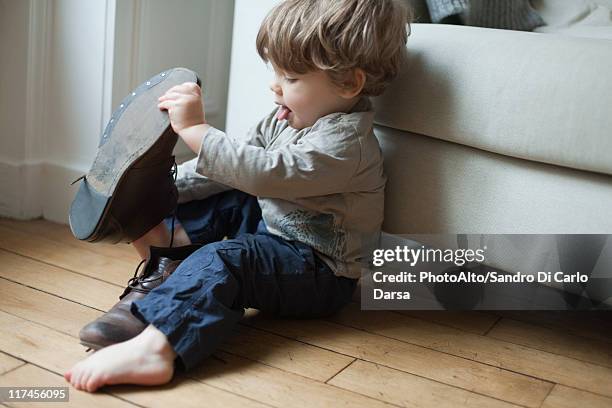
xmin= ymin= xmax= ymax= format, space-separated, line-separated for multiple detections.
xmin=0 ymin=143 xmax=194 ymax=224
xmin=42 ymin=162 xmax=86 ymax=224
xmin=0 ymin=160 xmax=43 ymax=219
xmin=0 ymin=160 xmax=84 ymax=224
xmin=0 ymin=153 xmax=197 ymax=225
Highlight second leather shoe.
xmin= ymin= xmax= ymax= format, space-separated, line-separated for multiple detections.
xmin=79 ymin=244 xmax=202 ymax=350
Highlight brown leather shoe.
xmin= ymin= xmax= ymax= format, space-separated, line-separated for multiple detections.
xmin=79 ymin=244 xmax=202 ymax=350
xmin=69 ymin=67 xmax=200 ymax=244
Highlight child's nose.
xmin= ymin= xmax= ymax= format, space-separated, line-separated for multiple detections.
xmin=269 ymin=81 xmax=282 ymax=95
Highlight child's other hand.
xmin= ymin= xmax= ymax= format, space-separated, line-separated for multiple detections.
xmin=157 ymin=82 xmax=206 ymax=133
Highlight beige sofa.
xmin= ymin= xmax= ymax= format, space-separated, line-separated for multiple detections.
xmin=376 ymin=23 xmax=612 ymax=235
xmin=372 ymin=23 xmax=612 ymax=306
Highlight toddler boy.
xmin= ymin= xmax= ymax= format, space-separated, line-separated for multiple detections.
xmin=65 ymin=0 xmax=410 ymax=392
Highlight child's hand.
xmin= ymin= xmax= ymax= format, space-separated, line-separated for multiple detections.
xmin=157 ymin=82 xmax=206 ymax=134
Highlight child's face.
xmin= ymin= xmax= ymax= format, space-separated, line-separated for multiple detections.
xmin=269 ymin=65 xmax=355 ymax=130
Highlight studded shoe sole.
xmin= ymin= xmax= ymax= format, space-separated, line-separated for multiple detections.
xmin=69 ymin=67 xmax=200 ymax=243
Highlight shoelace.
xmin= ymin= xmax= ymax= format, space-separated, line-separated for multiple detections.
xmin=121 ymin=258 xmax=165 ymax=298
xmin=168 ymin=160 xmax=178 ymax=248
xmin=124 ymin=160 xmax=179 ymax=291
xmin=70 ymin=174 xmax=86 ymax=185
xmin=125 ymin=258 xmax=147 ymax=290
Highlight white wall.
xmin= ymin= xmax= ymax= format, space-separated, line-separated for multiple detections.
xmin=43 ymin=0 xmax=110 ymax=221
xmin=47 ymin=0 xmax=108 ymax=171
xmin=0 ymin=0 xmax=235 ymax=223
xmin=225 ymin=0 xmax=279 ymax=138
xmin=113 ymin=0 xmax=234 ymax=160
xmin=0 ymin=0 xmax=48 ymax=218
xmin=0 ymin=0 xmax=29 ymax=163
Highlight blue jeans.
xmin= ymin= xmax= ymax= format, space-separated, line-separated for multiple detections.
xmin=130 ymin=189 xmax=357 ymax=371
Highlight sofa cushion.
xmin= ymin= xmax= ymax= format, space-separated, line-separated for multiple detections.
xmin=373 ymin=24 xmax=612 ymax=176
xmin=375 ymin=125 xmax=612 ymax=234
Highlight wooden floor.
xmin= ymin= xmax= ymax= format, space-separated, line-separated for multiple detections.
xmin=0 ymin=218 xmax=611 ymax=408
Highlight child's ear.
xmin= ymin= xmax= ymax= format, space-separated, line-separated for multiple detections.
xmin=339 ymin=68 xmax=366 ymax=99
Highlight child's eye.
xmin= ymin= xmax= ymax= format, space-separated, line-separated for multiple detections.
xmin=284 ymin=77 xmax=298 ymax=83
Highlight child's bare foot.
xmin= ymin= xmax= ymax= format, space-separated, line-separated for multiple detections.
xmin=64 ymin=324 xmax=176 ymax=392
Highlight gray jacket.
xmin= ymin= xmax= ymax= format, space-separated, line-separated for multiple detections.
xmin=175 ymin=97 xmax=386 ymax=279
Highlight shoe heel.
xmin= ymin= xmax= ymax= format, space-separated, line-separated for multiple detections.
xmin=69 ymin=179 xmax=125 ymax=243
xmin=69 ymin=179 xmax=110 ymax=241
xmin=89 ymin=214 xmax=124 ymax=244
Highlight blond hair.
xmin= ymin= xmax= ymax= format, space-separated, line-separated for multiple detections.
xmin=256 ymin=0 xmax=412 ymax=96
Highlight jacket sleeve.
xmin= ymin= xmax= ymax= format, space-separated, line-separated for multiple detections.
xmin=194 ymin=120 xmax=362 ymax=199
xmin=174 ymin=109 xmax=277 ymax=202
xmin=174 ymin=157 xmax=233 ymax=203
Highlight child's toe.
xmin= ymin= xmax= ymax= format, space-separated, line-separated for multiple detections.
xmin=79 ymin=370 xmax=92 ymax=391
xmin=86 ymin=376 xmax=99 ymax=393
xmin=70 ymin=369 xmax=81 ymax=388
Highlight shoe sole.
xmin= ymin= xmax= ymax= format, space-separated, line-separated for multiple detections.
xmin=69 ymin=67 xmax=199 ymax=243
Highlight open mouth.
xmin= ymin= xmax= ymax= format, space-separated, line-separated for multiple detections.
xmin=276 ymin=105 xmax=292 ymax=120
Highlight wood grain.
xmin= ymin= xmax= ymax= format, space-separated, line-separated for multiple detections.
xmin=244 ymin=313 xmax=552 ymax=407
xmin=192 ymin=351 xmax=391 ymax=408
xmin=0 ymin=278 xmax=102 ymax=338
xmin=0 ymin=352 xmax=24 ymax=376
xmin=488 ymin=317 xmax=612 ymax=368
xmin=330 ymin=303 xmax=612 ymax=398
xmin=541 ymin=384 xmax=612 ymax=408
xmin=397 ymin=310 xmax=499 ymax=335
xmin=0 ymin=249 xmax=121 ymax=312
xmin=0 ymin=364 xmax=138 ymax=408
xmin=0 ymin=224 xmax=134 ymax=286
xmin=329 ymin=359 xmax=521 ymax=408
xmin=0 ymin=218 xmax=137 ymax=263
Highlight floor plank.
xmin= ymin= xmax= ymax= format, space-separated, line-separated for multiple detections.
xmin=0 ymin=224 xmax=134 ymax=287
xmin=243 ymin=313 xmax=552 ymax=408
xmin=330 ymin=303 xmax=612 ymax=398
xmin=192 ymin=351 xmax=392 ymax=408
xmin=0 ymin=278 xmax=103 ymax=338
xmin=0 ymin=250 xmax=121 ymax=312
xmin=541 ymin=384 xmax=612 ymax=408
xmin=0 ymin=310 xmax=99 ymax=376
xmin=223 ymin=324 xmax=354 ymax=382
xmin=0 ymin=218 xmax=138 ymax=263
xmin=328 ymin=359 xmax=521 ymax=408
xmin=107 ymin=377 xmax=270 ymax=408
xmin=0 ymin=364 xmax=138 ymax=407
xmin=0 ymin=353 xmax=24 ymax=376
xmin=495 ymin=311 xmax=612 ymax=344
xmin=488 ymin=317 xmax=612 ymax=368
xmin=396 ymin=311 xmax=499 ymax=335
